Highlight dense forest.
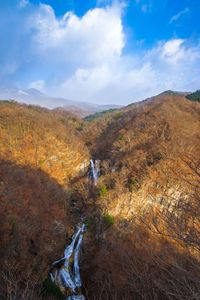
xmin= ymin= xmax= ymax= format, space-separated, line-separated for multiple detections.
xmin=0 ymin=92 xmax=200 ymax=299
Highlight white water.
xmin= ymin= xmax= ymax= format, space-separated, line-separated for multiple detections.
xmin=50 ymin=224 xmax=86 ymax=299
xmin=68 ymin=296 xmax=86 ymax=300
xmin=89 ymin=159 xmax=100 ymax=185
xmin=50 ymin=160 xmax=101 ymax=298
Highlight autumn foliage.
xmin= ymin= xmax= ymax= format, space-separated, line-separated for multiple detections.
xmin=0 ymin=93 xmax=200 ymax=299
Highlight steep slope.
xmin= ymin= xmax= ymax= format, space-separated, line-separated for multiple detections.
xmin=0 ymin=101 xmax=89 ymax=185
xmin=96 ymin=93 xmax=199 ymax=153
xmin=86 ymin=93 xmax=199 ymax=179
xmin=0 ymin=101 xmax=90 ymax=298
xmin=83 ymin=93 xmax=200 ymax=229
xmin=0 ymin=161 xmax=69 ymax=276
xmin=0 ymin=93 xmax=200 ymax=299
xmin=79 ymin=93 xmax=200 ymax=299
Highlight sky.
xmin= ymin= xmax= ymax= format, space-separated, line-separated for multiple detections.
xmin=0 ymin=0 xmax=200 ymax=105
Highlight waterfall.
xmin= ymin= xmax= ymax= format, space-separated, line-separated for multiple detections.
xmin=50 ymin=224 xmax=86 ymax=299
xmin=89 ymin=159 xmax=100 ymax=185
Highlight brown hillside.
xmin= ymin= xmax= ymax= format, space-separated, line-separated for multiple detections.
xmin=93 ymin=93 xmax=200 ymax=160
xmin=0 ymin=101 xmax=89 ymax=299
xmin=0 ymin=159 xmax=77 ymax=299
xmin=0 ymin=101 xmax=89 ymax=185
xmin=84 ymin=93 xmax=200 ymax=183
xmin=0 ymin=94 xmax=200 ymax=299
xmin=79 ymin=93 xmax=200 ymax=299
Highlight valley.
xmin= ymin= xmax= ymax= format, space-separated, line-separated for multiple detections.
xmin=0 ymin=91 xmax=200 ymax=300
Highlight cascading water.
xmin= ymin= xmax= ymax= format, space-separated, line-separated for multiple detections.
xmin=50 ymin=224 xmax=86 ymax=299
xmin=88 ymin=159 xmax=100 ymax=185
xmin=49 ymin=160 xmax=100 ymax=298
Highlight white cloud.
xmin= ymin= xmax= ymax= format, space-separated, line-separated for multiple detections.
xmin=162 ymin=39 xmax=184 ymax=56
xmin=161 ymin=39 xmax=186 ymax=64
xmin=147 ymin=39 xmax=200 ymax=66
xmin=51 ymin=38 xmax=200 ymax=103
xmin=61 ymin=64 xmax=112 ymax=100
xmin=1 ymin=2 xmax=200 ymax=106
xmin=170 ymin=7 xmax=189 ymax=24
xmin=18 ymin=90 xmax=29 ymax=96
xmin=30 ymin=3 xmax=124 ymax=66
xmin=29 ymin=80 xmax=45 ymax=91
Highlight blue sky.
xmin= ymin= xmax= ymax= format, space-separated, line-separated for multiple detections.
xmin=0 ymin=0 xmax=200 ymax=105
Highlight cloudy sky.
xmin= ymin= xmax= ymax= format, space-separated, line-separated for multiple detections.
xmin=0 ymin=0 xmax=200 ymax=105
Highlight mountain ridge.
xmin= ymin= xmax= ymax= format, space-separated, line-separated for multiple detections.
xmin=0 ymin=87 xmax=122 ymax=117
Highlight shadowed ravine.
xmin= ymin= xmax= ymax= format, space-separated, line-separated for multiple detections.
xmin=49 ymin=160 xmax=100 ymax=299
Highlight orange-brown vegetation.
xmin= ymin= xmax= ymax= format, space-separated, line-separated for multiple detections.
xmin=0 ymin=160 xmax=71 ymax=299
xmin=79 ymin=93 xmax=200 ymax=299
xmin=0 ymin=93 xmax=200 ymax=299
xmin=0 ymin=101 xmax=89 ymax=185
xmin=0 ymin=101 xmax=88 ymax=299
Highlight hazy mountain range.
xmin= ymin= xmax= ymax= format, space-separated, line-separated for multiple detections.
xmin=0 ymin=86 xmax=122 ymax=117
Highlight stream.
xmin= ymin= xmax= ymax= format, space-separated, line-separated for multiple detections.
xmin=50 ymin=224 xmax=86 ymax=299
xmin=49 ymin=160 xmax=100 ymax=299
xmin=88 ymin=159 xmax=100 ymax=185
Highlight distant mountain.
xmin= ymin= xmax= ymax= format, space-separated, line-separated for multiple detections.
xmin=0 ymin=86 xmax=122 ymax=117
xmin=159 ymin=90 xmax=190 ymax=96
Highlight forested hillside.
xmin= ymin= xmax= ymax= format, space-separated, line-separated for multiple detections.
xmin=0 ymin=93 xmax=200 ymax=299
xmin=0 ymin=101 xmax=89 ymax=299
xmin=80 ymin=92 xmax=200 ymax=299
xmin=0 ymin=101 xmax=89 ymax=184
xmin=186 ymin=90 xmax=200 ymax=102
